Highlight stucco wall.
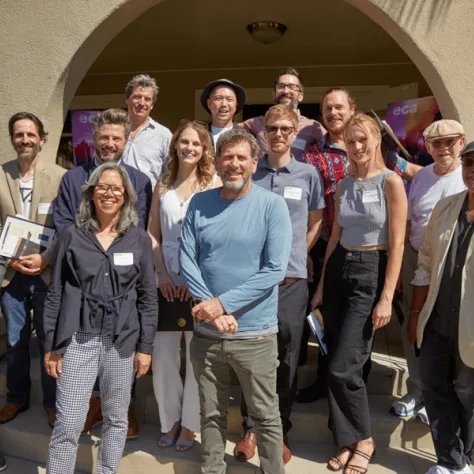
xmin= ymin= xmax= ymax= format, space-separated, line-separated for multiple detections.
xmin=0 ymin=0 xmax=472 ymax=164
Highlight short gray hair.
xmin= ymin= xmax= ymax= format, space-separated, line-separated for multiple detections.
xmin=216 ymin=129 xmax=259 ymax=159
xmin=125 ymin=74 xmax=159 ymax=103
xmin=76 ymin=162 xmax=138 ymax=236
xmin=92 ymin=109 xmax=131 ymax=141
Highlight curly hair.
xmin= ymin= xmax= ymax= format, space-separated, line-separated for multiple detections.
xmin=160 ymin=121 xmax=215 ymax=194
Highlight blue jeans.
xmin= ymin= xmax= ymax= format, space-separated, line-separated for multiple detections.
xmin=1 ymin=272 xmax=56 ymax=409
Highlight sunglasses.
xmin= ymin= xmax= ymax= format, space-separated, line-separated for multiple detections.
xmin=265 ymin=125 xmax=296 ymax=136
xmin=190 ymin=298 xmax=203 ymax=325
xmin=462 ymin=156 xmax=474 ymax=168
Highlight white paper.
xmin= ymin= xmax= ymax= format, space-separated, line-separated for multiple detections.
xmin=283 ymin=186 xmax=302 ymax=201
xmin=362 ymin=190 xmax=380 ymax=203
xmin=292 ymin=137 xmax=306 ymax=150
xmin=113 ymin=252 xmax=134 ymax=266
xmin=38 ymin=203 xmax=53 ymax=214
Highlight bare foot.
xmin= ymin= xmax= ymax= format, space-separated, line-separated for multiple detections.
xmin=159 ymin=421 xmax=181 ymax=448
xmin=345 ymin=440 xmax=375 ymax=474
xmin=176 ymin=426 xmax=195 ymax=452
xmin=327 ymin=446 xmax=353 ymax=471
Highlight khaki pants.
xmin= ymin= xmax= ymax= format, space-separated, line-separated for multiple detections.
xmin=191 ymin=333 xmax=284 ymax=474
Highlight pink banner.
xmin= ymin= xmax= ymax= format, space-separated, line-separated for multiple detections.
xmin=71 ymin=110 xmax=98 ymax=167
xmin=386 ymin=96 xmax=441 ymax=167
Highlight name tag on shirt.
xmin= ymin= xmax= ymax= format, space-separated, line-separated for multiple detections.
xmin=38 ymin=203 xmax=53 ymax=214
xmin=292 ymin=137 xmax=306 ymax=151
xmin=284 ymin=187 xmax=303 ymax=200
xmin=362 ymin=190 xmax=380 ymax=203
xmin=114 ymin=253 xmax=134 ymax=266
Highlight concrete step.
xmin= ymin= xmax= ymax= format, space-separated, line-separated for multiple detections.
xmin=0 ymin=400 xmax=435 ymax=474
xmin=0 ymin=455 xmax=86 ymax=473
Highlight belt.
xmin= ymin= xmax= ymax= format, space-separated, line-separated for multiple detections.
xmin=279 ymin=277 xmax=301 ymax=286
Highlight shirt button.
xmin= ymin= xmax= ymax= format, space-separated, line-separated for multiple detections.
xmin=180 ymin=202 xmax=184 ymax=207
xmin=177 ymin=237 xmax=181 ymax=242
xmin=347 ymin=252 xmax=352 ymax=257
xmin=105 ymin=272 xmax=109 ymax=276
xmin=178 ymin=219 xmax=183 ymax=225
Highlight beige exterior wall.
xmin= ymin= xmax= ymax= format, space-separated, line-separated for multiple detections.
xmin=0 ymin=0 xmax=472 ymax=164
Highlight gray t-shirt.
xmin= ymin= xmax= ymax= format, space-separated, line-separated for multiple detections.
xmin=253 ymin=156 xmax=325 ymax=278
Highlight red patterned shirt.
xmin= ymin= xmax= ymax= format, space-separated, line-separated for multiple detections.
xmin=299 ymin=134 xmax=406 ymax=239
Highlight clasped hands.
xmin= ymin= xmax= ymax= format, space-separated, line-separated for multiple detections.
xmin=9 ymin=253 xmax=47 ymax=276
xmin=191 ymin=297 xmax=238 ymax=334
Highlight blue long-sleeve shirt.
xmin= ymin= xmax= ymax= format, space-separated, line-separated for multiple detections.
xmin=179 ymin=183 xmax=292 ymax=339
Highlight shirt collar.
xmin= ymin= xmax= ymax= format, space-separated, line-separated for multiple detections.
xmin=258 ymin=154 xmax=297 ymax=172
xmin=317 ymin=132 xmax=347 ymax=154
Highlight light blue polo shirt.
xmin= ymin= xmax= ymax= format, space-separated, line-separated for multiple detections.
xmin=254 ymin=156 xmax=325 ymax=278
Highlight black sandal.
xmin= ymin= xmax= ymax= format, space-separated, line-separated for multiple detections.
xmin=327 ymin=447 xmax=354 ymax=472
xmin=343 ymin=448 xmax=376 ymax=474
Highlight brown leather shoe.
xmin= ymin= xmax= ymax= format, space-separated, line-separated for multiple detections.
xmin=127 ymin=406 xmax=139 ymax=440
xmin=283 ymin=442 xmax=292 ymax=464
xmin=234 ymin=432 xmax=256 ymax=462
xmin=81 ymin=396 xmax=103 ymax=435
xmin=46 ymin=407 xmax=56 ymax=428
xmin=0 ymin=402 xmax=28 ymax=424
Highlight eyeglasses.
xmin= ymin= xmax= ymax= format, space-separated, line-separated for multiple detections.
xmin=275 ymin=82 xmax=301 ymax=92
xmin=428 ymin=136 xmax=461 ymax=149
xmin=265 ymin=125 xmax=296 ymax=136
xmin=190 ymin=298 xmax=203 ymax=325
xmin=462 ymin=156 xmax=474 ymax=168
xmin=95 ymin=184 xmax=125 ymax=197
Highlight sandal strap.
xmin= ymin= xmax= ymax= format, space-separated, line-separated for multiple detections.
xmin=329 ymin=457 xmax=344 ymax=469
xmin=351 ymin=449 xmax=373 ymax=461
xmin=344 ymin=465 xmax=368 ymax=474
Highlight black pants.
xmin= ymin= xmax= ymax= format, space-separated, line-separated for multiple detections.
xmin=323 ymin=244 xmax=387 ymax=447
xmin=241 ymin=278 xmax=308 ymax=436
xmin=419 ymin=322 xmax=474 ymax=470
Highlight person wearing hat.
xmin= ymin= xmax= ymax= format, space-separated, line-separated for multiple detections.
xmin=391 ymin=119 xmax=466 ymax=423
xmin=200 ymin=79 xmax=246 ymax=148
xmin=406 ymin=140 xmax=474 ymax=474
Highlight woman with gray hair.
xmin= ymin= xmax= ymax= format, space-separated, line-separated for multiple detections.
xmin=42 ymin=162 xmax=158 ymax=474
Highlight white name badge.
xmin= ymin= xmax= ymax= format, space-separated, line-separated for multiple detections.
xmin=38 ymin=203 xmax=53 ymax=214
xmin=292 ymin=137 xmax=306 ymax=151
xmin=114 ymin=253 xmax=134 ymax=266
xmin=284 ymin=186 xmax=303 ymax=200
xmin=362 ymin=190 xmax=380 ymax=203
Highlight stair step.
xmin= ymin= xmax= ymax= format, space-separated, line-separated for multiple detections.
xmin=0 ymin=455 xmax=86 ymax=473
xmin=0 ymin=400 xmax=434 ymax=474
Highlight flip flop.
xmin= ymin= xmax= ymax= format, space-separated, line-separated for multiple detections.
xmin=175 ymin=438 xmax=194 ymax=452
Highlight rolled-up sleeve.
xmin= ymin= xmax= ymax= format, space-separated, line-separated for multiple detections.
xmin=136 ymin=233 xmax=159 ymax=354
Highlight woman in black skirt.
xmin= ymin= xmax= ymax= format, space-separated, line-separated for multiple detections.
xmin=148 ymin=120 xmax=220 ymax=451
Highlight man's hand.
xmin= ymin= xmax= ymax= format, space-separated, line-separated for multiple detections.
xmin=19 ymin=254 xmax=47 ymax=272
xmin=210 ymin=315 xmax=238 ymax=334
xmin=135 ymin=352 xmax=152 ymax=378
xmin=406 ymin=311 xmax=419 ymax=348
xmin=44 ymin=351 xmax=63 ymax=379
xmin=191 ymin=297 xmax=225 ymax=323
xmin=9 ymin=257 xmax=42 ymax=276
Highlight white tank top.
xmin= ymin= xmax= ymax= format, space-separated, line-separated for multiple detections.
xmin=159 ymin=175 xmax=217 ymax=285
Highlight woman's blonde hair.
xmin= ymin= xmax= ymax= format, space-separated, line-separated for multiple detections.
xmin=343 ymin=112 xmax=386 ymax=175
xmin=160 ymin=121 xmax=215 ymax=194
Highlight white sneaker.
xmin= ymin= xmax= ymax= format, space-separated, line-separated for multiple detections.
xmin=425 ymin=464 xmax=473 ymax=474
xmin=415 ymin=406 xmax=430 ymax=425
xmin=390 ymin=392 xmax=423 ymax=417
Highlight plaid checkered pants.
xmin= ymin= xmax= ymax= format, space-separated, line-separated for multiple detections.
xmin=46 ymin=330 xmax=135 ymax=474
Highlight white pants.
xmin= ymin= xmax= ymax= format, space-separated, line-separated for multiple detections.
xmin=152 ymin=331 xmax=200 ymax=433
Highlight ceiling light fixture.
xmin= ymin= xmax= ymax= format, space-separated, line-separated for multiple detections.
xmin=246 ymin=21 xmax=287 ymax=45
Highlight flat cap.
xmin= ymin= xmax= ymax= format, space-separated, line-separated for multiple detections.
xmin=200 ymin=79 xmax=246 ymax=114
xmin=423 ymin=119 xmax=464 ymax=141
xmin=460 ymin=141 xmax=474 ymax=157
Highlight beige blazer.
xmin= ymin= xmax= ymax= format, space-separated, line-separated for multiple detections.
xmin=414 ymin=190 xmax=474 ymax=367
xmin=0 ymin=158 xmax=66 ymax=287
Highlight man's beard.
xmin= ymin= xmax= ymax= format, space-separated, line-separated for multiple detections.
xmin=222 ymin=173 xmax=251 ymax=192
xmin=95 ymin=149 xmax=123 ymax=163
xmin=276 ymin=95 xmax=299 ymax=110
xmin=15 ymin=143 xmax=41 ymax=161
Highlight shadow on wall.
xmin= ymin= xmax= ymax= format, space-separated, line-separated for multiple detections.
xmin=376 ymin=0 xmax=453 ymax=30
